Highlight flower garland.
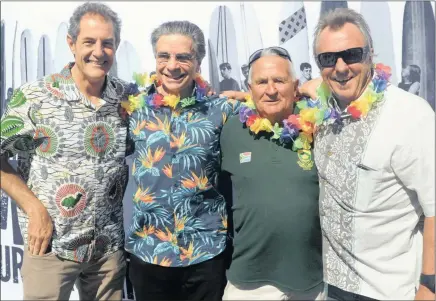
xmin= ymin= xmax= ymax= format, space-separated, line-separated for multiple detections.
xmin=121 ymin=72 xmax=209 ymax=115
xmin=238 ymin=63 xmax=391 ymax=168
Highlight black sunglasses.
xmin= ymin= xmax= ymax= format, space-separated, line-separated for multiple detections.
xmin=317 ymin=46 xmax=370 ymax=68
xmin=248 ymin=47 xmax=292 ymax=68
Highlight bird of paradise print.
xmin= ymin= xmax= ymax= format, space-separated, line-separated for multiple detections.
xmin=181 ymin=171 xmax=210 ymax=191
xmin=162 ymin=164 xmax=173 ymax=178
xmin=134 ymin=186 xmax=154 ymax=203
xmin=132 ymin=119 xmax=147 ymax=136
xmin=174 ymin=212 xmax=187 ymax=233
xmin=179 ymin=241 xmax=207 ymax=264
xmin=135 ymin=146 xmax=165 ymax=177
xmin=152 ymin=255 xmax=172 ymax=267
xmin=153 ymin=226 xmax=180 ymax=257
xmin=154 ymin=226 xmax=178 ymax=246
xmin=144 ymin=116 xmax=171 ymax=146
xmin=135 ymin=224 xmax=155 ymax=246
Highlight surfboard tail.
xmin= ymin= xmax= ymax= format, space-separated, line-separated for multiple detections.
xmin=320 ymin=0 xmax=348 ymax=16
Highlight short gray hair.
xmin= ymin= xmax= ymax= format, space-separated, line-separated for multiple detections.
xmin=68 ymin=2 xmax=121 ymax=47
xmin=247 ymin=48 xmax=295 ymax=84
xmin=151 ymin=21 xmax=206 ymax=64
xmin=313 ymin=8 xmax=373 ymax=66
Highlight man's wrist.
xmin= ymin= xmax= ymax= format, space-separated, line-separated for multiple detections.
xmin=420 ymin=274 xmax=435 ymax=293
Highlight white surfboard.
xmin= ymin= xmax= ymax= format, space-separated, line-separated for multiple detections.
xmin=360 ymin=2 xmax=398 ymax=85
xmin=115 ymin=40 xmax=141 ymax=83
xmin=20 ymin=29 xmax=36 ymax=85
xmin=1 ymin=20 xmax=5 ymax=115
xmin=37 ymin=35 xmax=53 ymax=79
xmin=279 ymin=1 xmax=310 ymax=82
xmin=239 ymin=2 xmax=263 ymax=62
xmin=54 ymin=22 xmax=73 ymax=72
xmin=209 ymin=5 xmax=241 ymax=92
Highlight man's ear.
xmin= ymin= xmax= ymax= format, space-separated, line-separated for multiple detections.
xmin=66 ymin=35 xmax=76 ymax=56
xmin=293 ymin=79 xmax=299 ymax=97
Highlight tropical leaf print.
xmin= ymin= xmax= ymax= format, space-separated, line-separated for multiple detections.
xmin=133 ymin=186 xmax=154 ymax=203
xmin=174 ymin=112 xmax=215 ymax=143
xmin=8 ymin=90 xmax=27 ymax=108
xmin=134 ymin=147 xmax=165 ymax=178
xmin=137 ymin=202 xmax=171 ymax=228
xmin=1 ymin=115 xmax=25 ymax=138
xmin=172 ymin=136 xmax=206 ymax=170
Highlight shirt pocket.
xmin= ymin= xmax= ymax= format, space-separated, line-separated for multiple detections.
xmin=354 ymin=160 xmax=383 ymax=212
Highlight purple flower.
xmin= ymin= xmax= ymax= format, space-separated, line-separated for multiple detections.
xmin=281 ymin=120 xmax=300 ymax=143
xmin=239 ymin=106 xmax=254 ymax=123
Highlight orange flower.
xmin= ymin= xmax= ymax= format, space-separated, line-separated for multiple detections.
xmin=153 ymin=146 xmax=165 ymax=162
xmin=145 ymin=116 xmax=170 ymax=133
xmin=140 ymin=147 xmax=165 ymax=169
xmin=181 ymin=171 xmax=209 ymax=190
xmin=180 ymin=241 xmax=206 ymax=263
xmin=155 ymin=227 xmax=177 ymax=245
xmin=134 ymin=187 xmax=154 ymax=203
xmin=174 ymin=213 xmax=187 ymax=233
xmin=162 ymin=164 xmax=173 ymax=178
xmin=153 ymin=256 xmax=172 ymax=267
xmin=170 ymin=132 xmax=186 ymax=149
xmin=180 ymin=241 xmax=194 ymax=262
xmin=135 ymin=225 xmax=155 ymax=238
xmin=132 ymin=120 xmax=147 ymax=136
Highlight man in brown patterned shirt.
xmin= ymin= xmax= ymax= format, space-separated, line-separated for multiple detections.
xmin=0 ymin=2 xmax=137 ymax=300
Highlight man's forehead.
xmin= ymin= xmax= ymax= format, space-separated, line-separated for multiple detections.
xmin=317 ymin=23 xmax=365 ymax=51
xmin=252 ymin=56 xmax=291 ymax=73
xmin=156 ymin=35 xmax=194 ymax=52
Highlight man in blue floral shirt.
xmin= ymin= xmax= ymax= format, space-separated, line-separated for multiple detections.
xmin=124 ymin=21 xmax=239 ymax=300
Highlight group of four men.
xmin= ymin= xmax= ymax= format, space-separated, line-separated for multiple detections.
xmin=0 ymin=2 xmax=434 ymax=301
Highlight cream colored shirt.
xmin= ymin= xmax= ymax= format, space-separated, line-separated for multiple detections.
xmin=314 ymin=85 xmax=435 ymax=300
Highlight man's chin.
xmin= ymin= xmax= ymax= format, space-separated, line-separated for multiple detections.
xmin=162 ymin=79 xmax=193 ymax=94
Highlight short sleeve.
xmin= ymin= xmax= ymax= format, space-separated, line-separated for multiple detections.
xmin=391 ymin=112 xmax=435 ymax=217
xmin=0 ymin=87 xmax=37 ymax=158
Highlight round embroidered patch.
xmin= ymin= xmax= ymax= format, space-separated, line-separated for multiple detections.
xmin=83 ymin=122 xmax=115 ymax=157
xmin=55 ymin=183 xmax=87 ymax=217
xmin=34 ymin=125 xmax=59 ymax=157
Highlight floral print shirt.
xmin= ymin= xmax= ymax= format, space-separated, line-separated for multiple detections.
xmin=125 ymin=83 xmax=239 ymax=267
xmin=0 ymin=64 xmax=138 ymax=262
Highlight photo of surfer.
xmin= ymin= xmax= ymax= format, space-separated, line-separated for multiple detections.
xmin=219 ymin=62 xmax=240 ymax=92
xmin=298 ymin=62 xmax=312 ymax=87
xmin=399 ymin=64 xmax=420 ymax=96
xmin=240 ymin=64 xmax=249 ymax=92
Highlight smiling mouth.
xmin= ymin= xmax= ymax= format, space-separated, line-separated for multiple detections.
xmin=164 ymin=74 xmax=186 ymax=81
xmin=333 ymin=77 xmax=354 ymax=84
xmin=87 ymin=60 xmax=106 ymax=67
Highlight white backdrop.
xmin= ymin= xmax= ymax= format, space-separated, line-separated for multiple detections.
xmin=1 ymin=1 xmax=435 ymax=300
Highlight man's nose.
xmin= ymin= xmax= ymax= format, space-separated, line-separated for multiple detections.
xmin=166 ymin=56 xmax=180 ymax=70
xmin=334 ymin=57 xmax=349 ymax=74
xmin=92 ymin=41 xmax=104 ymax=58
xmin=265 ymin=81 xmax=278 ymax=95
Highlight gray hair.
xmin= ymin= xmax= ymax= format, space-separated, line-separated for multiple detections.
xmin=68 ymin=2 xmax=122 ymax=47
xmin=313 ymin=8 xmax=373 ymax=66
xmin=151 ymin=21 xmax=206 ymax=64
xmin=247 ymin=48 xmax=295 ymax=84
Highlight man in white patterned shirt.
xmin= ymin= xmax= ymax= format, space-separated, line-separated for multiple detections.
xmin=0 ymin=2 xmax=137 ymax=300
xmin=302 ymin=8 xmax=435 ymax=301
